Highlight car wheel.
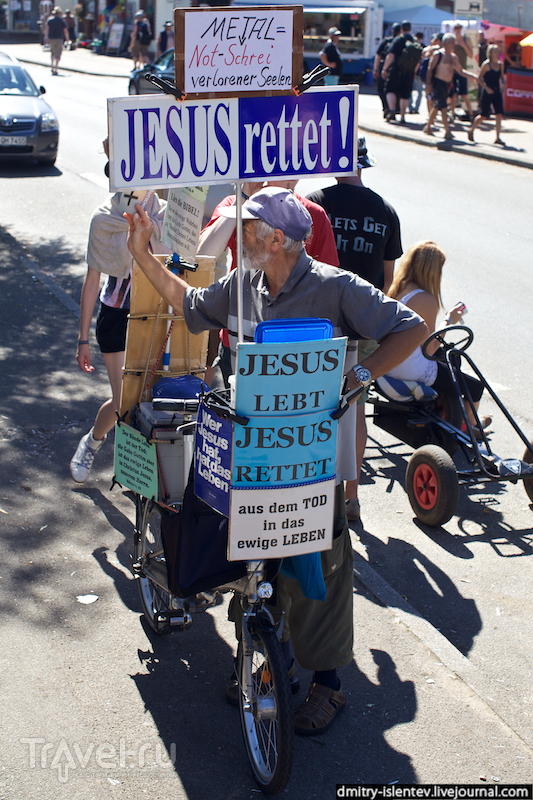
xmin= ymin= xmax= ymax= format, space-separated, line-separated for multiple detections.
xmin=128 ymin=80 xmax=139 ymax=95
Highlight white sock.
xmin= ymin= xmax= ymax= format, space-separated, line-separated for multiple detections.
xmin=88 ymin=429 xmax=105 ymax=451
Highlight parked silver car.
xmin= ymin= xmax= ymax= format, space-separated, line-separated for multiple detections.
xmin=128 ymin=48 xmax=175 ymax=95
xmin=0 ymin=52 xmax=59 ymax=166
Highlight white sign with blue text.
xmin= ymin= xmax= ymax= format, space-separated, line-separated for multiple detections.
xmin=107 ymin=86 xmax=358 ymax=190
xmin=228 ymin=338 xmax=347 ymax=561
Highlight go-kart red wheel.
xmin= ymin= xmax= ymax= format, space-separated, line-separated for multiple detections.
xmin=523 ymin=439 xmax=533 ymax=504
xmin=406 ymin=445 xmax=459 ymax=527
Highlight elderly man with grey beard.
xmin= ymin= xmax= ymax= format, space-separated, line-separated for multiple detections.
xmin=125 ymin=186 xmax=427 ymax=736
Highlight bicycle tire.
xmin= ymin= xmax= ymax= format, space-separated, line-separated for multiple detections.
xmin=134 ymin=499 xmax=173 ymax=634
xmin=237 ymin=618 xmax=294 ymax=795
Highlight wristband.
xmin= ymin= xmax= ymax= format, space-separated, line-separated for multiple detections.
xmin=77 ymin=340 xmax=89 ymax=346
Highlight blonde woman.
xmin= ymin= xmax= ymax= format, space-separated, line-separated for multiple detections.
xmin=386 ymin=241 xmax=490 ymax=435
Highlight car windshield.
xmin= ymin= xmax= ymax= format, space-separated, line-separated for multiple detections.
xmin=0 ymin=65 xmax=39 ymax=96
xmin=154 ymin=50 xmax=174 ymax=71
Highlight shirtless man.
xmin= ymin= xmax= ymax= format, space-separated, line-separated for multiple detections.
xmin=449 ymin=23 xmax=474 ymax=120
xmin=424 ymin=33 xmax=478 ymax=139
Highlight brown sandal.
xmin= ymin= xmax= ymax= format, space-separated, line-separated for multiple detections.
xmin=294 ymin=682 xmax=346 ymax=736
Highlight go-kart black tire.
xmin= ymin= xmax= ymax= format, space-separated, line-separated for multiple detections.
xmin=406 ymin=445 xmax=459 ymax=527
xmin=523 ymin=440 xmax=533 ymax=503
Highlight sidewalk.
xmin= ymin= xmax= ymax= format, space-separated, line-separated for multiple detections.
xmin=3 ymin=39 xmax=533 ymax=169
xmin=358 ymin=87 xmax=533 ymax=170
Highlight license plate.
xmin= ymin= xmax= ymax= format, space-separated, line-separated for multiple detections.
xmin=0 ymin=136 xmax=27 ymax=145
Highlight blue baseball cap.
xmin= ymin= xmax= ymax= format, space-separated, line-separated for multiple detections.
xmin=220 ymin=187 xmax=312 ymax=242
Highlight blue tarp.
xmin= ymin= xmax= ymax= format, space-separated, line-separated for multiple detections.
xmin=383 ymin=5 xmax=451 ymax=25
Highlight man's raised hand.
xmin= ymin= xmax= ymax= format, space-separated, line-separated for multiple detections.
xmin=125 ymin=203 xmax=153 ymax=262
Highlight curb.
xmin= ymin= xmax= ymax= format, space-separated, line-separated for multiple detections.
xmin=352 ymin=544 xmax=533 ymax=751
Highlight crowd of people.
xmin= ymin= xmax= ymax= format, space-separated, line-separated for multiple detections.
xmin=375 ymin=20 xmax=508 ymax=146
xmin=44 ymin=9 xmax=506 ymax=147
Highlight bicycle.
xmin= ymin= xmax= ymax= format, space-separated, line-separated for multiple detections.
xmin=127 ymin=392 xmax=294 ymax=795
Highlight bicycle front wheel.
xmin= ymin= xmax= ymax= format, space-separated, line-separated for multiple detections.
xmin=237 ymin=618 xmax=294 ymax=795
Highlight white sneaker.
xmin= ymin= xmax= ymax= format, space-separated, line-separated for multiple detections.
xmin=70 ymin=429 xmax=105 ymax=483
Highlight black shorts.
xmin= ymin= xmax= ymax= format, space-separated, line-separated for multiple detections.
xmin=431 ymin=76 xmax=451 ymax=110
xmin=433 ymin=362 xmax=484 ymax=404
xmin=479 ymin=90 xmax=503 ymax=118
xmin=96 ymin=303 xmax=129 ymax=353
xmin=451 ymin=73 xmax=468 ymax=96
xmin=385 ymin=68 xmax=414 ymax=100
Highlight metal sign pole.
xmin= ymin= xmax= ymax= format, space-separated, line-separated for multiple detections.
xmin=234 ymin=181 xmax=244 ymax=344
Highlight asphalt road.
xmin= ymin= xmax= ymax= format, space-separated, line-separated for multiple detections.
xmin=0 ymin=66 xmax=532 ymax=799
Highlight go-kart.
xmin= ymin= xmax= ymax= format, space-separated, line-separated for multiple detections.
xmin=366 ymin=325 xmax=533 ymax=527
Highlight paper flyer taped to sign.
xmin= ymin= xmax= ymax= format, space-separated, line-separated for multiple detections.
xmin=114 ymin=423 xmax=158 ymax=499
xmin=228 ymin=480 xmax=335 ymax=561
xmin=162 ymin=185 xmax=209 ymax=259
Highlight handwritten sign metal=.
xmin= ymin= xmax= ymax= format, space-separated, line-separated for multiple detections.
xmin=107 ymin=86 xmax=358 ymax=190
xmin=175 ymin=5 xmax=303 ymax=98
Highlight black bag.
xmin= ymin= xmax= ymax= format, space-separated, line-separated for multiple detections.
xmin=161 ymin=472 xmax=246 ymax=598
xmin=398 ymin=39 xmax=423 ymax=73
xmin=136 ymin=20 xmax=152 ymax=46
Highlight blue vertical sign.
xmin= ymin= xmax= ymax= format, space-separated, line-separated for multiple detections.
xmin=194 ymin=401 xmax=233 ymax=517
